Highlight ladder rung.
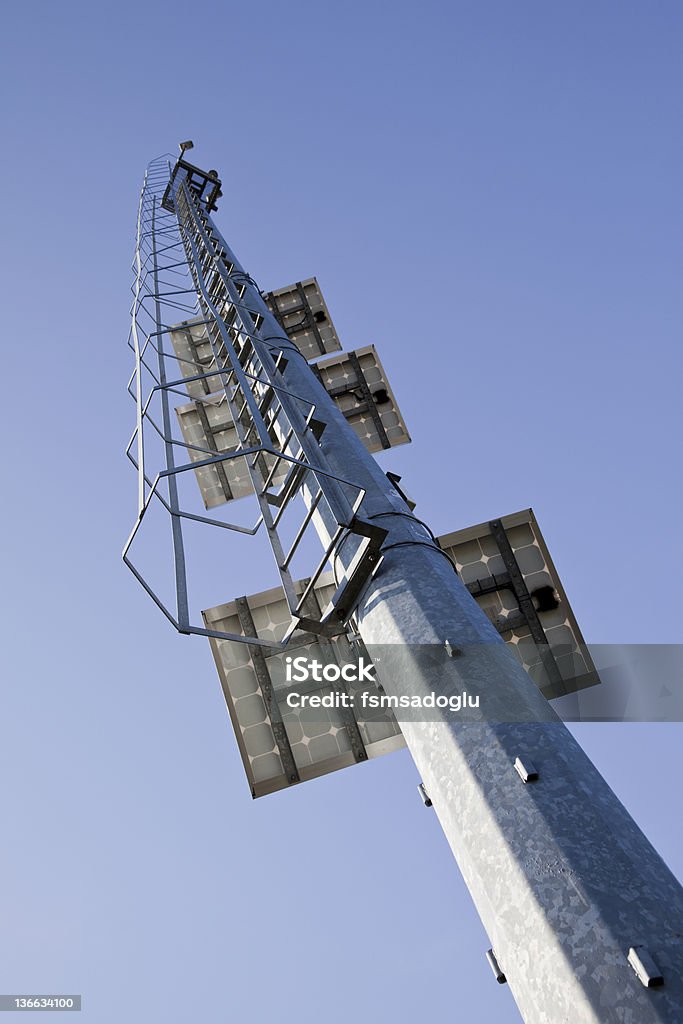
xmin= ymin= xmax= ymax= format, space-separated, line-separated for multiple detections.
xmin=262 ymin=429 xmax=294 ymax=489
xmin=272 ymin=461 xmax=307 ymax=525
xmin=281 ymin=490 xmax=323 ymax=570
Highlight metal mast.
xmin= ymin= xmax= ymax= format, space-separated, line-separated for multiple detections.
xmin=126 ymin=149 xmax=683 ymax=1022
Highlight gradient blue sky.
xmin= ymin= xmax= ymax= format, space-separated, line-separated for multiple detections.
xmin=1 ymin=2 xmax=682 ymax=1021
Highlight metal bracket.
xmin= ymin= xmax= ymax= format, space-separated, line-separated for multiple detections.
xmin=418 ymin=782 xmax=432 ymax=807
xmin=347 ymin=351 xmax=391 ymax=450
xmin=386 ymin=471 xmax=417 ymax=511
xmin=514 ymin=756 xmax=539 ymax=783
xmin=486 ymin=949 xmax=507 ymax=984
xmin=488 ymin=519 xmax=566 ymax=694
xmin=235 ymin=597 xmax=300 ymax=785
xmin=297 ymin=584 xmax=368 ymax=764
xmin=319 ymin=519 xmax=388 ymax=627
xmin=628 ymin=946 xmax=664 ymax=988
xmin=444 ymin=639 xmax=462 ymax=658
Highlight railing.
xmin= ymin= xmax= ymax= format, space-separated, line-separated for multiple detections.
xmin=123 ymin=157 xmax=386 ymax=648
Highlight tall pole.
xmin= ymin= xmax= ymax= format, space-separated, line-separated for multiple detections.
xmin=159 ymin=158 xmax=683 ymax=1022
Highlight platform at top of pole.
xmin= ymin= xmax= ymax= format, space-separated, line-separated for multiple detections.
xmin=161 ymin=142 xmax=222 ymax=215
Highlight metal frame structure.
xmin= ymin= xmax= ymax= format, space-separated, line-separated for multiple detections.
xmin=125 ymin=149 xmax=683 ymax=1023
xmin=125 ymin=155 xmax=387 ymax=646
xmin=170 ymin=338 xmax=410 ymax=509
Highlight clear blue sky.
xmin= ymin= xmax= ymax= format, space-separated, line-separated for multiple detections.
xmin=1 ymin=2 xmax=682 ymax=1021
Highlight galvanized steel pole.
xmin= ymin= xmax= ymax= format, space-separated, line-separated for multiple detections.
xmin=171 ymin=166 xmax=683 ymax=1023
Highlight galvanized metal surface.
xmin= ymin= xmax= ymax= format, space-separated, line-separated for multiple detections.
xmin=356 ymin=548 xmax=683 ymax=1023
xmin=190 ymin=192 xmax=683 ymax=1021
xmin=127 ymin=153 xmax=683 ymax=1022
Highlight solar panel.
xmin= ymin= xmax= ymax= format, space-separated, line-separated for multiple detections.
xmin=174 ymin=393 xmax=286 ymax=507
xmin=202 ymin=509 xmax=598 ymax=796
xmin=438 ymin=509 xmax=598 ymax=698
xmin=262 ymin=277 xmax=342 ymax=359
xmin=168 ymin=276 xmax=340 ymax=405
xmin=167 ymin=319 xmax=225 ymax=400
xmin=174 ymin=344 xmax=410 ymax=510
xmin=312 ymin=345 xmax=411 ymax=452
